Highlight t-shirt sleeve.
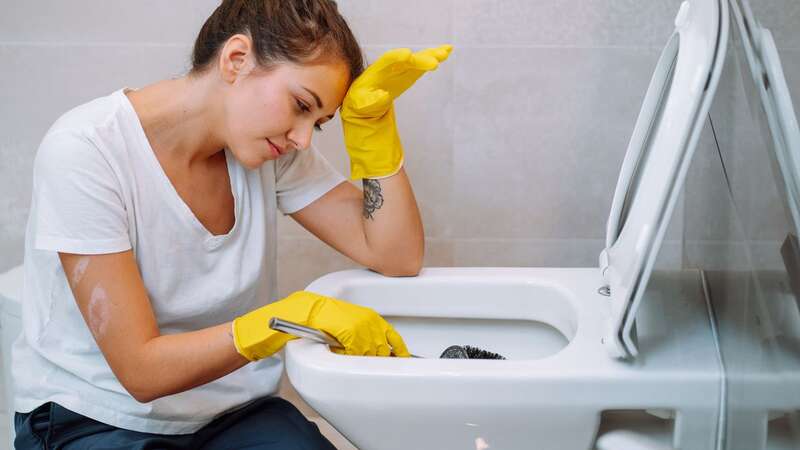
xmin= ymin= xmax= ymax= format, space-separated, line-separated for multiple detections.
xmin=274 ymin=144 xmax=346 ymax=214
xmin=32 ymin=129 xmax=131 ymax=254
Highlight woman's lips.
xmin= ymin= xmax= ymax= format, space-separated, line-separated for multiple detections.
xmin=266 ymin=138 xmax=282 ymax=157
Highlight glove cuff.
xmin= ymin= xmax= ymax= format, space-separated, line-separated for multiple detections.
xmin=361 ymin=157 xmax=404 ymax=180
xmin=232 ymin=316 xmax=295 ymax=361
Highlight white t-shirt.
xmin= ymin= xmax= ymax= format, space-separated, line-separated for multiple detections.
xmin=12 ymin=88 xmax=346 ymax=434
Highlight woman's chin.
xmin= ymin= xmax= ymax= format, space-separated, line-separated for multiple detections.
xmin=228 ymin=148 xmax=272 ymax=170
xmin=242 ymin=156 xmax=268 ymax=170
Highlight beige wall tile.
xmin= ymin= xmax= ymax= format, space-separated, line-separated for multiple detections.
xmin=276 ymin=234 xmax=453 ymax=298
xmin=452 ymin=238 xmax=605 ymax=267
xmin=277 ymin=237 xmax=360 ymax=298
xmin=336 ymin=0 xmax=452 ymax=46
xmin=451 ymin=46 xmax=661 ymax=240
xmin=751 ymin=0 xmax=800 ymax=49
xmin=0 ymin=44 xmax=190 ymax=271
xmin=0 ymin=1 xmax=218 ymax=44
xmin=455 ymin=0 xmax=682 ymax=48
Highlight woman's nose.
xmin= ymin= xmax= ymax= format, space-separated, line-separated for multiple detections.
xmin=287 ymin=121 xmax=314 ymax=151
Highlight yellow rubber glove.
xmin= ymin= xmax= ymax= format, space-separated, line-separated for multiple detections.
xmin=340 ymin=44 xmax=453 ymax=180
xmin=232 ymin=291 xmax=410 ymax=361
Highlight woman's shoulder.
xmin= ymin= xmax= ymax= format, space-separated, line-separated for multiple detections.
xmin=46 ymin=89 xmax=128 ymax=139
xmin=36 ymin=89 xmax=134 ymax=170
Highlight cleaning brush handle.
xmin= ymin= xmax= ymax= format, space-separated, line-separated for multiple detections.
xmin=269 ymin=317 xmax=344 ymax=349
xmin=269 ymin=317 xmax=422 ymax=358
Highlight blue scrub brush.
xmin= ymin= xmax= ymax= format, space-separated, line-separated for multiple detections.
xmin=270 ymin=318 xmax=505 ymax=359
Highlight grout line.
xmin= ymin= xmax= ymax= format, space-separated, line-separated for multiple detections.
xmin=1 ymin=41 xmax=797 ymax=51
xmin=359 ymin=43 xmax=667 ymax=51
xmin=0 ymin=41 xmax=190 ymax=48
xmin=446 ymin=237 xmax=608 ymax=243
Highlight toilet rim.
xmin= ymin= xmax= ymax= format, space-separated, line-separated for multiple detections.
xmin=290 ymin=267 xmax=613 ymax=371
xmin=304 ymin=267 xmax=609 ymax=342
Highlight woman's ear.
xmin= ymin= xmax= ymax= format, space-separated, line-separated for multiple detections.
xmin=219 ymin=34 xmax=255 ymax=84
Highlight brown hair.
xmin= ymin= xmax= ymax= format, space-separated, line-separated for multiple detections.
xmin=191 ymin=0 xmax=364 ymax=82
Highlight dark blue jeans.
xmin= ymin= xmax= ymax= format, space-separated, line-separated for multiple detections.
xmin=14 ymin=396 xmax=337 ymax=449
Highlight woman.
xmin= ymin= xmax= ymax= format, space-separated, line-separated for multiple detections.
xmin=12 ymin=0 xmax=451 ymax=448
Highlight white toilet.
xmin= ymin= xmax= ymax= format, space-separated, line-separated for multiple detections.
xmin=0 ymin=264 xmax=24 ymax=446
xmin=283 ymin=0 xmax=730 ymax=449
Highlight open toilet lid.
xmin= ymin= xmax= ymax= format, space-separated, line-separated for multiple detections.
xmin=599 ymin=0 xmax=728 ymax=358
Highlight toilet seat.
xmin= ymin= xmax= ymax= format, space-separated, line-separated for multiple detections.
xmin=599 ymin=0 xmax=727 ymax=358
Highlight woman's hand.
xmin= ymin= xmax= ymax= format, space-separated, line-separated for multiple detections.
xmin=232 ymin=291 xmax=410 ymax=360
xmin=340 ymin=45 xmax=453 ymax=180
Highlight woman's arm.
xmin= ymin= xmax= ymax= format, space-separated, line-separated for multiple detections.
xmin=287 ymin=46 xmax=452 ymax=274
xmin=290 ymin=167 xmax=424 ymax=276
xmin=292 ymin=45 xmax=453 ymax=276
xmin=59 ymin=250 xmax=249 ymax=403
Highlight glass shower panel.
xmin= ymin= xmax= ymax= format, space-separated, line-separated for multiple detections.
xmin=684 ymin=1 xmax=800 ymax=448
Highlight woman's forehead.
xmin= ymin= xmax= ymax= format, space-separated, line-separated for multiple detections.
xmin=284 ymin=61 xmax=350 ymax=106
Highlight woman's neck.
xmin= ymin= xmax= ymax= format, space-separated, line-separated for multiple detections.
xmin=126 ymin=75 xmax=225 ymax=169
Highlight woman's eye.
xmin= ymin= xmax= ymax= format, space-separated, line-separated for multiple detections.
xmin=296 ymin=98 xmax=322 ymax=131
xmin=296 ymin=99 xmax=310 ymax=113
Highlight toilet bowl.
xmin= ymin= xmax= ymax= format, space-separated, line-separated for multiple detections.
xmin=289 ymin=269 xmax=720 ymax=449
xmin=283 ymin=0 xmax=730 ymax=449
xmin=0 ymin=264 xmax=24 ymax=446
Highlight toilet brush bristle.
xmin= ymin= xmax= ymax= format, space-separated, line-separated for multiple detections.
xmin=439 ymin=345 xmax=506 ymax=360
xmin=463 ymin=345 xmax=506 ymax=360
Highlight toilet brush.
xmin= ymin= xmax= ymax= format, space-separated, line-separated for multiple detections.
xmin=269 ymin=317 xmax=505 ymax=359
xmin=439 ymin=344 xmax=505 ymax=360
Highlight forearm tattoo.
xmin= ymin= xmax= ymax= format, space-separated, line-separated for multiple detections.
xmin=362 ymin=179 xmax=384 ymax=220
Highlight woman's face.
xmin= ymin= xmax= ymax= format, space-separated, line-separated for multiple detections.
xmin=223 ymin=60 xmax=350 ymax=169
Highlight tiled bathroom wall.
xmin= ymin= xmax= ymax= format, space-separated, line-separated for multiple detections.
xmin=0 ymin=1 xmax=689 ymax=283
xmin=1 ymin=1 xmax=798 ymax=447
xmin=276 ymin=0 xmax=695 ymax=296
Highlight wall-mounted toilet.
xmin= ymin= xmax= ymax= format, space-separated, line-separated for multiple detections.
xmin=283 ymin=0 xmax=730 ymax=449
